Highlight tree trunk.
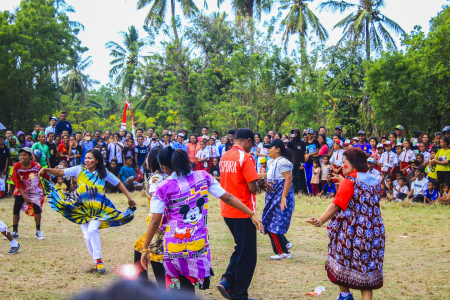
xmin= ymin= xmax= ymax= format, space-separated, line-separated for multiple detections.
xmin=55 ymin=65 xmax=61 ymax=111
xmin=177 ymin=98 xmax=183 ymax=130
xmin=246 ymin=0 xmax=254 ymax=55
xmin=365 ymin=20 xmax=370 ymax=60
xmin=171 ymin=0 xmax=179 ymax=41
xmin=300 ymin=34 xmax=308 ymax=84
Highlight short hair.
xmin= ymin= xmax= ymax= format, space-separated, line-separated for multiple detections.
xmin=34 ymin=123 xmax=40 ymax=126
xmin=389 ymin=132 xmax=397 ymax=138
xmin=396 ymin=171 xmax=403 ymax=176
xmin=212 ymin=130 xmax=219 ymax=135
xmin=319 ymin=126 xmax=326 ymax=131
xmin=124 ymin=156 xmax=133 ymax=161
xmin=398 ymin=177 xmax=407 ymax=182
xmin=417 ymin=153 xmax=424 ymax=159
xmin=0 ymin=136 xmax=4 ymax=139
xmin=47 ymin=132 xmax=54 ymax=137
xmin=386 ymin=176 xmax=393 ymax=181
xmin=343 ymin=147 xmax=368 ymax=172
xmin=137 ymin=135 xmax=144 ymax=139
xmin=60 ymin=111 xmax=67 ymax=115
xmin=430 ymin=148 xmax=438 ymax=154
xmin=202 ymin=126 xmax=209 ymax=131
xmin=443 ymin=183 xmax=449 ymax=188
xmin=213 ymin=157 xmax=220 ymax=162
xmin=313 ymin=159 xmax=320 ymax=165
xmin=110 ymin=159 xmax=118 ymax=164
xmin=428 ymin=181 xmax=435 ymax=186
xmin=136 ymin=128 xmax=143 ymax=132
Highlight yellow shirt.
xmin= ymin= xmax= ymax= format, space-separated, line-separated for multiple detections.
xmin=55 ymin=183 xmax=67 ymax=191
xmin=435 ymin=149 xmax=450 ymax=172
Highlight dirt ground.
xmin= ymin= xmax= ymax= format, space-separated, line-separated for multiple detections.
xmin=1 ymin=192 xmax=449 ymax=300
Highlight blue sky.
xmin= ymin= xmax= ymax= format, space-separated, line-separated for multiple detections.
xmin=1 ymin=0 xmax=448 ymax=85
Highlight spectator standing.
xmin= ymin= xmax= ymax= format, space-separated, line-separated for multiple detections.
xmin=45 ymin=133 xmax=57 ymax=168
xmin=304 ymin=128 xmax=320 ymax=194
xmin=0 ymin=136 xmax=10 ymax=182
xmin=31 ymin=132 xmax=50 ymax=168
xmin=45 ymin=116 xmax=58 ymax=136
xmin=134 ymin=136 xmax=148 ymax=170
xmin=433 ymin=136 xmax=450 ymax=195
xmin=55 ymin=111 xmax=72 ymax=136
xmin=354 ymin=130 xmax=372 ymax=157
xmin=395 ymin=125 xmax=405 ymax=143
xmin=107 ymin=133 xmax=124 ymax=169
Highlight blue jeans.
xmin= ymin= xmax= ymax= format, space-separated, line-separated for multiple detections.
xmin=304 ymin=162 xmax=313 ymax=194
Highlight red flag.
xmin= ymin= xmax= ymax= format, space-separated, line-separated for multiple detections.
xmin=121 ymin=100 xmax=135 ymax=138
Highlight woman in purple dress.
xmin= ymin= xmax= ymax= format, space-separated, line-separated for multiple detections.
xmin=140 ymin=147 xmax=264 ymax=294
xmin=306 ymin=147 xmax=385 ymax=300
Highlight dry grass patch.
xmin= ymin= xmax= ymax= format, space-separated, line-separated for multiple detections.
xmin=0 ymin=193 xmax=449 ymax=299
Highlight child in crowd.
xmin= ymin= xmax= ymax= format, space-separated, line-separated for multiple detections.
xmin=119 ymin=156 xmax=143 ymax=191
xmin=94 ymin=140 xmax=107 ymax=166
xmin=351 ymin=137 xmax=358 ymax=146
xmin=321 ymin=155 xmax=332 ymax=188
xmin=135 ymin=135 xmax=148 ymax=171
xmin=123 ymin=138 xmax=135 ymax=165
xmin=384 ymin=176 xmax=394 ymax=201
xmin=393 ymin=142 xmax=403 ymax=176
xmin=406 ymin=166 xmax=428 ymax=203
xmin=330 ymin=140 xmax=344 ymax=183
xmin=393 ymin=177 xmax=409 ymax=202
xmin=393 ymin=171 xmax=403 ymax=188
xmin=380 ymin=141 xmax=398 ymax=176
xmin=68 ymin=135 xmax=82 ymax=167
xmin=319 ymin=174 xmax=336 ymax=198
xmin=259 ymin=157 xmax=267 ymax=174
xmin=134 ymin=164 xmax=144 ymax=184
xmin=374 ymin=143 xmax=384 ymax=171
xmin=207 ymin=137 xmax=220 ymax=173
xmin=311 ymin=159 xmax=321 ymax=196
xmin=418 ymin=143 xmax=431 ymax=163
xmin=426 ymin=149 xmax=438 ymax=187
xmin=406 ymin=160 xmax=418 ymax=188
xmin=399 ymin=140 xmax=416 ymax=175
xmin=6 ymin=158 xmax=18 ymax=197
xmin=105 ymin=159 xmax=120 ymax=193
xmin=210 ymin=157 xmax=221 ymax=182
xmin=416 ymin=153 xmax=425 ymax=169
xmin=367 ymin=157 xmax=381 ymax=181
xmin=436 ymin=183 xmax=449 ymax=204
xmin=55 ymin=176 xmax=68 ymax=194
xmin=380 ymin=167 xmax=389 ymax=197
xmin=195 ymin=140 xmax=210 ymax=171
xmin=343 ymin=139 xmax=351 ymax=150
xmin=424 ymin=181 xmax=439 ymax=204
xmin=46 ymin=132 xmax=57 ymax=168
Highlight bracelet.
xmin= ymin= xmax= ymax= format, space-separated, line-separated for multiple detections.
xmin=141 ymin=248 xmax=150 ymax=252
xmin=249 ymin=212 xmax=255 ymax=218
xmin=317 ymin=219 xmax=323 ymax=226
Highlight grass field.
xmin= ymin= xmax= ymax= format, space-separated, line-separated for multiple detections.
xmin=1 ymin=192 xmax=449 ymax=300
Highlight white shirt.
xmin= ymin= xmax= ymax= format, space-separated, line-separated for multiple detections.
xmin=411 ymin=177 xmax=429 ymax=197
xmin=44 ymin=125 xmax=56 ymax=136
xmin=207 ymin=145 xmax=220 ymax=158
xmin=257 ymin=143 xmax=268 ymax=163
xmin=0 ymin=178 xmax=4 ymax=192
xmin=330 ymin=149 xmax=344 ymax=167
xmin=398 ymin=150 xmax=416 ymax=163
xmin=196 ymin=147 xmax=210 ymax=160
xmin=161 ymin=141 xmax=173 ymax=148
xmin=394 ymin=185 xmax=409 ymax=198
xmin=149 ymin=171 xmax=225 ymax=213
xmin=63 ymin=165 xmax=120 ymax=186
xmin=419 ymin=151 xmax=431 ymax=162
xmin=380 ymin=151 xmax=398 ymax=168
xmin=267 ymin=157 xmax=293 ymax=181
xmin=107 ymin=142 xmax=123 ymax=163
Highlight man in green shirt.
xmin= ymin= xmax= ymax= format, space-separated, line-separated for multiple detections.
xmin=31 ymin=132 xmax=50 ymax=168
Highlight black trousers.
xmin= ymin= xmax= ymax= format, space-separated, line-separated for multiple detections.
xmin=222 ymin=217 xmax=257 ymax=300
xmin=292 ymin=163 xmax=306 ymax=194
xmin=268 ymin=232 xmax=288 ymax=255
xmin=412 ymin=195 xmax=425 ymax=203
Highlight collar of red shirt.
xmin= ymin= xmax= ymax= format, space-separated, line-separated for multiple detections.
xmin=347 ymin=170 xmax=358 ymax=178
xmin=232 ymin=144 xmax=246 ymax=152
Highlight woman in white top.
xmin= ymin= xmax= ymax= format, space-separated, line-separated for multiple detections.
xmin=330 ymin=140 xmax=345 ymax=182
xmin=257 ymin=134 xmax=270 ymax=172
xmin=258 ymin=139 xmax=295 ymax=260
xmin=107 ymin=133 xmax=124 ymax=168
xmin=161 ymin=133 xmax=173 ymax=148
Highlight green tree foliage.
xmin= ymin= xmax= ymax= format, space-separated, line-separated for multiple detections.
xmin=367 ymin=4 xmax=450 ymax=134
xmin=0 ymin=0 xmax=81 ymax=131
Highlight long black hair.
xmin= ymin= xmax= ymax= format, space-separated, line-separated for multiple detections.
xmin=158 ymin=146 xmax=191 ymax=177
xmin=86 ymin=149 xmax=106 ymax=179
xmin=147 ymin=147 xmax=162 ymax=173
xmin=273 ymin=144 xmax=293 ymax=163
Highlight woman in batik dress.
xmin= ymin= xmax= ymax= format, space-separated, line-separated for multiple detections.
xmin=140 ymin=147 xmax=264 ymax=294
xmin=306 ymin=147 xmax=385 ymax=300
xmin=39 ymin=149 xmax=136 ymax=274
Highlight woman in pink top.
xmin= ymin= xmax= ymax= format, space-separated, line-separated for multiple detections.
xmin=187 ymin=135 xmax=200 ymax=169
xmin=317 ymin=135 xmax=329 ymax=159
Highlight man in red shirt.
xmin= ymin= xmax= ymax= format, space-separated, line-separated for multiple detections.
xmin=217 ymin=128 xmax=272 ymax=300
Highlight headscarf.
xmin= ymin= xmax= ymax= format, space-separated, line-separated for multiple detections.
xmin=6 ymin=135 xmax=21 ymax=151
xmin=16 ymin=131 xmax=33 ymax=148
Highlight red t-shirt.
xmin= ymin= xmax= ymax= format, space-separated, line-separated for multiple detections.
xmin=57 ymin=144 xmax=68 ymax=163
xmin=219 ymin=144 xmax=259 ymax=218
xmin=12 ymin=161 xmax=49 ymax=196
xmin=332 ymin=170 xmax=357 ymax=211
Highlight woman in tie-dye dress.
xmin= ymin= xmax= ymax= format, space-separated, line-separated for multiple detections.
xmin=139 ymin=147 xmax=264 ymax=294
xmin=39 ymin=149 xmax=136 ymax=274
xmin=306 ymin=147 xmax=385 ymax=300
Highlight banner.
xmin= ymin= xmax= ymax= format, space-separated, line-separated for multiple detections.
xmin=121 ymin=100 xmax=135 ymax=138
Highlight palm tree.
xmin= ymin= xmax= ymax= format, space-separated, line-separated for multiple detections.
xmin=318 ymin=0 xmax=405 ymax=60
xmin=61 ymin=54 xmax=95 ymax=101
xmin=279 ymin=0 xmax=328 ymax=79
xmin=105 ymin=26 xmax=145 ymax=98
xmin=136 ymin=0 xmax=200 ymax=41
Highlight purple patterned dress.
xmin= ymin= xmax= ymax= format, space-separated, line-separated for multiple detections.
xmin=326 ymin=172 xmax=385 ymax=290
xmin=151 ymin=170 xmax=225 ymax=288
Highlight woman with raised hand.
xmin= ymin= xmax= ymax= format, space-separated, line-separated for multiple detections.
xmin=306 ymin=147 xmax=385 ymax=300
xmin=39 ymin=149 xmax=136 ymax=274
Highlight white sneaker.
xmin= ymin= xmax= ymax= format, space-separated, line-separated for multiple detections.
xmin=35 ymin=231 xmax=45 ymax=240
xmin=270 ymin=253 xmax=292 ymax=260
xmin=286 ymin=242 xmax=293 ymax=249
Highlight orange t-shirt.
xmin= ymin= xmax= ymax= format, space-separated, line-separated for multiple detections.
xmin=332 ymin=171 xmax=357 ymax=210
xmin=219 ymin=145 xmax=260 ymax=218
